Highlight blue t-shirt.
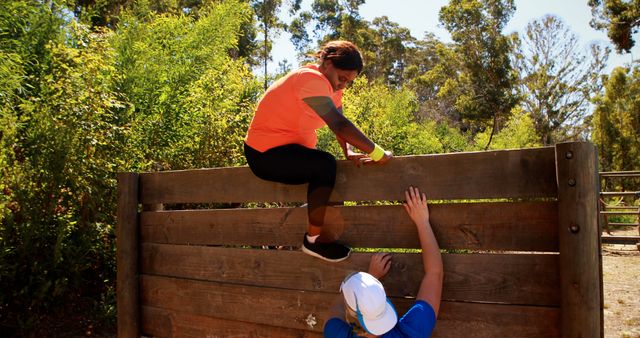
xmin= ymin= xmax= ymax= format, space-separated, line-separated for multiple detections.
xmin=323 ymin=300 xmax=437 ymax=338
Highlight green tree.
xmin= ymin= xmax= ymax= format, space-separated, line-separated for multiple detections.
xmin=473 ymin=107 xmax=541 ymax=150
xmin=289 ymin=0 xmax=366 ymax=53
xmin=439 ymin=0 xmax=519 ymax=148
xmin=1 ymin=1 xmax=260 ymax=334
xmin=356 ymin=16 xmax=415 ymax=86
xmin=1 ymin=18 xmax=125 ymax=331
xmin=317 ymin=76 xmax=470 ymax=157
xmin=514 ymin=15 xmax=609 ymax=145
xmin=112 ymin=0 xmax=259 ymax=170
xmin=592 ymin=65 xmax=640 ymax=173
xmin=251 ymin=0 xmax=285 ymax=90
xmin=405 ymin=34 xmax=462 ymax=122
xmin=588 ymin=0 xmax=640 ymax=53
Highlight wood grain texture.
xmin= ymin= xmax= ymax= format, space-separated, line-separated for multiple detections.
xmin=141 ymin=247 xmax=560 ymax=306
xmin=141 ymin=202 xmax=559 ymax=251
xmin=140 ymin=275 xmax=559 ymax=337
xmin=139 ymin=148 xmax=558 ymax=204
xmin=142 ymin=306 xmax=323 ymax=338
xmin=116 ymin=173 xmax=140 ymax=338
xmin=555 ymin=142 xmax=603 ymax=338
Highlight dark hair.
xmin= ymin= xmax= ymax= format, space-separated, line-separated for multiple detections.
xmin=316 ymin=40 xmax=364 ymax=74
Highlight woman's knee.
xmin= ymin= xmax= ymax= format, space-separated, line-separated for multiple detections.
xmin=316 ymin=151 xmax=337 ymax=172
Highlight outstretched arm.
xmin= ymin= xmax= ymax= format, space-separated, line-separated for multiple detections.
xmin=336 ymin=134 xmax=368 ymax=166
xmin=303 ymin=96 xmax=392 ymax=164
xmin=403 ymin=186 xmax=443 ymax=316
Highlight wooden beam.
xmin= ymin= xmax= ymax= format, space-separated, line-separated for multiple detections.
xmin=140 ymin=275 xmax=560 ymax=337
xmin=555 ymin=142 xmax=603 ymax=338
xmin=600 ymin=191 xmax=640 ymax=197
xmin=599 ymin=170 xmax=640 ymax=177
xmin=141 ymin=246 xmax=560 ymax=306
xmin=601 ymin=236 xmax=640 ymax=245
xmin=139 ymin=148 xmax=558 ymax=204
xmin=117 ymin=173 xmax=140 ymax=338
xmin=142 ymin=306 xmax=323 ymax=338
xmin=140 ymin=202 xmax=559 ymax=251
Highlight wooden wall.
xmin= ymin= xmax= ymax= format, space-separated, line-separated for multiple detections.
xmin=117 ymin=142 xmax=603 ymax=338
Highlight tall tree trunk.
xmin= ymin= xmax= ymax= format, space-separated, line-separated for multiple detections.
xmin=263 ymin=18 xmax=269 ymax=91
xmin=484 ymin=113 xmax=499 ymax=150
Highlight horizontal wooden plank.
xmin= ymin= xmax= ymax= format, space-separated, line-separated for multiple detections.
xmin=600 ymin=191 xmax=640 ymax=197
xmin=601 ymin=236 xmax=640 ymax=245
xmin=433 ymin=301 xmax=559 ymax=338
xmin=141 ymin=275 xmax=559 ymax=337
xmin=142 ymin=306 xmax=322 ymax=338
xmin=599 ymin=170 xmax=640 ymax=176
xmin=141 ymin=202 xmax=559 ymax=251
xmin=604 ymin=223 xmax=639 ymax=227
xmin=139 ymin=148 xmax=558 ymax=204
xmin=141 ymin=246 xmax=560 ymax=306
xmin=600 ymin=211 xmax=639 ymax=215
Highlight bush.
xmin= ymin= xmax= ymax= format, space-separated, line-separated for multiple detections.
xmin=0 ymin=0 xmax=257 ymax=334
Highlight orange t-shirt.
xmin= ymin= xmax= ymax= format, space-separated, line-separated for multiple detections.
xmin=245 ymin=64 xmax=343 ymax=152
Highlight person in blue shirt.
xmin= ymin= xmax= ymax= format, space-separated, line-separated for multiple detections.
xmin=324 ymin=186 xmax=443 ymax=337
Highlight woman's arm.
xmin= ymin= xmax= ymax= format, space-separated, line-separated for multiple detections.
xmin=336 ymin=134 xmax=369 ymax=166
xmin=303 ymin=96 xmax=392 ymax=163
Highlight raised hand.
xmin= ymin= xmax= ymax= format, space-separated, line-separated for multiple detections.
xmin=368 ymin=252 xmax=392 ymax=280
xmin=403 ymin=186 xmax=430 ymax=227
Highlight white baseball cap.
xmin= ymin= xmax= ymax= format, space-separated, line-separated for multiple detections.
xmin=340 ymin=272 xmax=398 ymax=335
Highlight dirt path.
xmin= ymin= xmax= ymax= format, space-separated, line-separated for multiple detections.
xmin=602 ymin=228 xmax=640 ymax=338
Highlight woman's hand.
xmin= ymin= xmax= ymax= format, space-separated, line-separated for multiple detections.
xmin=376 ymin=150 xmax=393 ymax=164
xmin=368 ymin=252 xmax=392 ymax=280
xmin=403 ymin=186 xmax=430 ymax=227
xmin=358 ymin=150 xmax=393 ymax=166
xmin=346 ymin=151 xmax=369 ymax=167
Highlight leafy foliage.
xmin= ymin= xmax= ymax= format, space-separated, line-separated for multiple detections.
xmin=473 ymin=107 xmax=541 ymax=150
xmin=1 ymin=18 xmax=124 ymax=332
xmin=317 ymin=77 xmax=471 ymax=157
xmin=513 ymin=15 xmax=609 ymax=145
xmin=0 ymin=0 xmax=257 ymax=334
xmin=111 ymin=0 xmax=259 ymax=170
xmin=0 ymin=0 xmax=636 ymax=335
xmin=592 ymin=65 xmax=640 ymax=173
xmin=439 ymin=0 xmax=519 ymax=138
xmin=588 ymin=0 xmax=640 ymax=53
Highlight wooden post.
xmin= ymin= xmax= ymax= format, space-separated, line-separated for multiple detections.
xmin=117 ymin=173 xmax=140 ymax=338
xmin=555 ymin=142 xmax=603 ymax=338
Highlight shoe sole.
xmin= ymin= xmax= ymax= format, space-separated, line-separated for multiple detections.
xmin=301 ymin=245 xmax=351 ymax=263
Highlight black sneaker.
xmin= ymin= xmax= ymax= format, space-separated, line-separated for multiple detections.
xmin=302 ymin=233 xmax=351 ymax=262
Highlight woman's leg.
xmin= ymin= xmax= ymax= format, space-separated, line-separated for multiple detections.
xmin=244 ymin=143 xmax=336 ymax=233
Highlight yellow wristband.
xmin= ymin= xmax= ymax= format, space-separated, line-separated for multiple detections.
xmin=369 ymin=144 xmax=385 ymax=161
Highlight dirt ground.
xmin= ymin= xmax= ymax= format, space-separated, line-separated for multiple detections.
xmin=602 ymin=227 xmax=640 ymax=338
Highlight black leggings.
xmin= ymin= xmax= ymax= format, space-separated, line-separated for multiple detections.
xmin=244 ymin=142 xmax=336 ymax=227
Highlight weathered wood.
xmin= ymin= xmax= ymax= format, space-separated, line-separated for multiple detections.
xmin=141 ymin=202 xmax=559 ymax=251
xmin=600 ymin=210 xmax=640 ymax=215
xmin=140 ymin=275 xmax=559 ymax=337
xmin=141 ymin=246 xmax=560 ymax=306
xmin=555 ymin=142 xmax=603 ymax=338
xmin=600 ymin=191 xmax=640 ymax=197
xmin=433 ymin=301 xmax=560 ymax=338
xmin=139 ymin=148 xmax=558 ymax=204
xmin=120 ymin=143 xmax=606 ymax=337
xmin=601 ymin=236 xmax=640 ymax=245
xmin=116 ymin=173 xmax=140 ymax=338
xmin=142 ymin=306 xmax=323 ymax=338
xmin=141 ymin=303 xmax=558 ymax=338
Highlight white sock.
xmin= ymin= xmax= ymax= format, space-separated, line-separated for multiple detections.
xmin=306 ymin=234 xmax=320 ymax=243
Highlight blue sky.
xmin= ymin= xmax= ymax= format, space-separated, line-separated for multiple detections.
xmin=269 ymin=0 xmax=639 ymax=74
